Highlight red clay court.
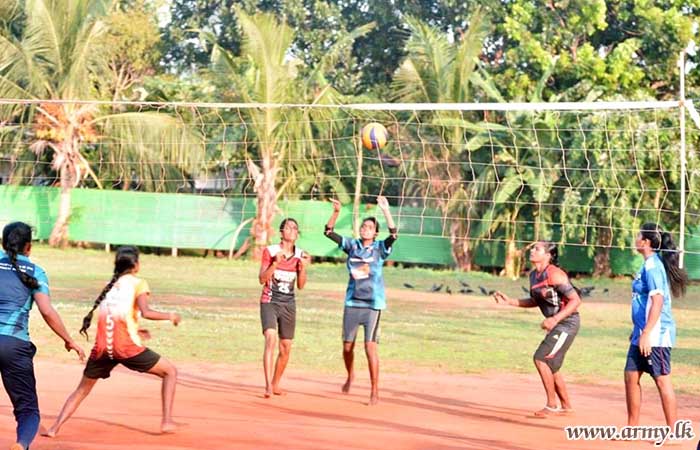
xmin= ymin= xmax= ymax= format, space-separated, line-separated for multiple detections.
xmin=2 ymin=359 xmax=698 ymax=449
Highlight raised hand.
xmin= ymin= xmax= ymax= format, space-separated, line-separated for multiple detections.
xmin=329 ymin=198 xmax=341 ymax=213
xmin=376 ymin=195 xmax=389 ymax=211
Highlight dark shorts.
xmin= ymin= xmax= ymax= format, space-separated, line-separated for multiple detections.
xmin=624 ymin=345 xmax=671 ymax=377
xmin=343 ymin=306 xmax=381 ymax=343
xmin=533 ymin=324 xmax=578 ymax=373
xmin=84 ymin=348 xmax=161 ymax=379
xmin=260 ymin=302 xmax=296 ymax=340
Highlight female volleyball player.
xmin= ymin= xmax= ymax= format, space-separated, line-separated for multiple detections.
xmin=0 ymin=222 xmax=85 ymax=450
xmin=324 ymin=196 xmax=397 ymax=405
xmin=259 ymin=218 xmax=310 ymax=398
xmin=624 ymin=223 xmax=687 ymax=428
xmin=493 ymin=241 xmax=581 ymax=417
xmin=43 ymin=246 xmax=181 ymax=436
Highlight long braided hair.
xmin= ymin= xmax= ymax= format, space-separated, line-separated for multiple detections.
xmin=639 ymin=223 xmax=688 ymax=298
xmin=2 ymin=222 xmax=39 ymax=290
xmin=79 ymin=246 xmax=139 ymax=339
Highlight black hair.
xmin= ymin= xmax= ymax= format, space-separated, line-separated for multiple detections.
xmin=639 ymin=223 xmax=688 ymax=298
xmin=2 ymin=222 xmax=39 ymax=290
xmin=361 ymin=216 xmax=380 ymax=236
xmin=538 ymin=241 xmax=559 ymax=266
xmin=80 ymin=246 xmax=140 ymax=339
xmin=279 ymin=218 xmax=299 ymax=232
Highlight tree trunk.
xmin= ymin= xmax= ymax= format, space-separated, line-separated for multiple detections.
xmin=503 ymin=238 xmax=522 ymax=279
xmin=250 ymin=157 xmax=277 ymax=260
xmin=593 ymin=227 xmax=612 ymax=276
xmin=450 ymin=222 xmax=472 ymax=271
xmin=49 ymin=165 xmax=71 ymax=247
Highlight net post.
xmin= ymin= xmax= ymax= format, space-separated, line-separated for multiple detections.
xmin=679 ymin=50 xmax=687 ymax=269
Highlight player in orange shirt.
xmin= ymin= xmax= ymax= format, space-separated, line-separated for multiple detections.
xmin=43 ymin=246 xmax=181 ymax=436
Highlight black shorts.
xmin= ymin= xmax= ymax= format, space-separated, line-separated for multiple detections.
xmin=84 ymin=348 xmax=161 ymax=379
xmin=260 ymin=302 xmax=296 ymax=340
xmin=533 ymin=324 xmax=577 ymax=373
xmin=624 ymin=345 xmax=671 ymax=377
xmin=342 ymin=306 xmax=381 ymax=343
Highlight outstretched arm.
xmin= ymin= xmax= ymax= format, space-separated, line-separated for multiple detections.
xmin=34 ymin=293 xmax=85 ymax=360
xmin=493 ymin=291 xmax=537 ymax=308
xmin=137 ymin=293 xmax=181 ymax=325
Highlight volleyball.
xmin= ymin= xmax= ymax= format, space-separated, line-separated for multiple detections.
xmin=360 ymin=122 xmax=389 ymax=150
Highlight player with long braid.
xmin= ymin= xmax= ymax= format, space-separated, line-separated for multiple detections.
xmin=43 ymin=246 xmax=181 ymax=436
xmin=0 ymin=222 xmax=85 ymax=450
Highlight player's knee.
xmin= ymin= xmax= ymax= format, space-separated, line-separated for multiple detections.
xmin=279 ymin=340 xmax=292 ymax=355
xmin=343 ymin=342 xmax=355 ymax=353
xmin=264 ymin=330 xmax=277 ymax=345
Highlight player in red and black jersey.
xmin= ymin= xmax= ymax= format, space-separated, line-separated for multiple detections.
xmin=258 ymin=218 xmax=310 ymax=398
xmin=493 ymin=241 xmax=581 ymax=418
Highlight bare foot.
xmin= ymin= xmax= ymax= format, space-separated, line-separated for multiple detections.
xmin=161 ymin=421 xmax=177 ymax=434
xmin=342 ymin=375 xmax=354 ymax=394
xmin=369 ymin=392 xmax=379 ymax=406
xmin=40 ymin=426 xmax=57 ymax=438
xmin=264 ymin=387 xmax=272 ymax=398
xmin=272 ymin=386 xmax=286 ymax=396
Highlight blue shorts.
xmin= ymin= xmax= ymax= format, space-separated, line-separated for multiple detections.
xmin=624 ymin=345 xmax=671 ymax=377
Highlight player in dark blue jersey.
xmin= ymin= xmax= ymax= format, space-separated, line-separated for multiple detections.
xmin=0 ymin=222 xmax=85 ymax=450
xmin=324 ymin=196 xmax=397 ymax=405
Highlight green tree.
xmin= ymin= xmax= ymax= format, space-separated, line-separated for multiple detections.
xmin=391 ymin=10 xmax=489 ymax=269
xmin=162 ymin=0 xmax=493 ymax=92
xmin=205 ymin=8 xmax=371 ymax=258
xmin=0 ymin=0 xmax=203 ymax=246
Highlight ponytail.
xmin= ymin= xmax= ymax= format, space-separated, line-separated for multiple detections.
xmin=2 ymin=222 xmax=39 ymax=290
xmin=80 ymin=273 xmax=119 ymax=339
xmin=640 ymin=223 xmax=688 ymax=298
xmin=79 ymin=246 xmax=140 ymax=339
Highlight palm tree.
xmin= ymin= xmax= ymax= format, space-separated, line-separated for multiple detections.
xmin=391 ymin=10 xmax=489 ymax=269
xmin=205 ymin=9 xmax=372 ymax=258
xmin=0 ymin=0 xmax=203 ymax=246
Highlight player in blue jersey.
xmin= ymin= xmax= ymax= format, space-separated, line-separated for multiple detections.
xmin=625 ymin=223 xmax=688 ymax=428
xmin=324 ymin=196 xmax=397 ymax=405
xmin=0 ymin=222 xmax=85 ymax=450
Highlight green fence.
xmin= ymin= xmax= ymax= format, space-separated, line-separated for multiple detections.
xmin=1 ymin=185 xmax=698 ymax=278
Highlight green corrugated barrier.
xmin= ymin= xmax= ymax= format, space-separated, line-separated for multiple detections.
xmin=1 ymin=185 xmax=698 ymax=278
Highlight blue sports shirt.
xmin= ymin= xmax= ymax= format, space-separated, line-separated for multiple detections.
xmin=339 ymin=238 xmax=392 ymax=310
xmin=0 ymin=250 xmax=50 ymax=341
xmin=630 ymin=253 xmax=675 ymax=347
